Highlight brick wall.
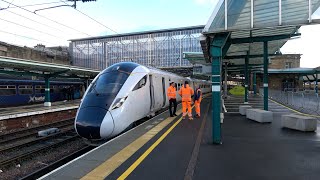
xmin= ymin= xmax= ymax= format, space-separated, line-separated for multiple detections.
xmin=256 ymin=73 xmax=302 ymax=91
xmin=0 ymin=42 xmax=70 ymax=65
xmin=269 ymin=54 xmax=300 ymax=69
xmin=0 ymin=109 xmax=77 ymax=133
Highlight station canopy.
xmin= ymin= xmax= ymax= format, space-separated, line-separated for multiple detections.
xmin=0 ymin=56 xmax=100 ymax=78
xmin=199 ymin=0 xmax=320 ymax=67
xmin=183 ymin=51 xmax=265 ymax=74
xmin=269 ymin=67 xmax=320 ymax=82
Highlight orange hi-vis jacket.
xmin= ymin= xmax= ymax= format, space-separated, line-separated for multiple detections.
xmin=179 ymin=84 xmax=194 ymax=102
xmin=167 ymin=86 xmax=176 ymax=99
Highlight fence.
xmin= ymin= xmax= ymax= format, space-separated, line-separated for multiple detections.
xmin=260 ymin=88 xmax=320 ymax=116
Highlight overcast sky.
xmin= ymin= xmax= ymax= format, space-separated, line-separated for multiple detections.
xmin=0 ymin=0 xmax=320 ymax=68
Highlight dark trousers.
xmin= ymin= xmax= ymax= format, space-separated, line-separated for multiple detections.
xmin=169 ymin=98 xmax=177 ymax=116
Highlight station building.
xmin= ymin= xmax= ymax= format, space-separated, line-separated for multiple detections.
xmin=69 ymin=25 xmax=204 ymax=76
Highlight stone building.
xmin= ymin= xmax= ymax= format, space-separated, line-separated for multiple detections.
xmin=256 ymin=54 xmax=302 ymax=91
xmin=268 ymin=54 xmax=300 ymax=69
xmin=0 ymin=42 xmax=70 ymax=65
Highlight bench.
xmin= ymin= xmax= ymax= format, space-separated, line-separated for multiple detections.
xmin=281 ymin=114 xmax=317 ymax=132
xmin=246 ymin=109 xmax=273 ymax=123
xmin=239 ymin=105 xmax=252 ymax=115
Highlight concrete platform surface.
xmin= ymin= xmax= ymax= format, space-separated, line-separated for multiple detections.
xmin=0 ymin=100 xmax=80 ymax=120
xmin=40 ymin=95 xmax=320 ymax=180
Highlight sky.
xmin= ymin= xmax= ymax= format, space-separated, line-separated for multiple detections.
xmin=0 ymin=0 xmax=319 ymax=68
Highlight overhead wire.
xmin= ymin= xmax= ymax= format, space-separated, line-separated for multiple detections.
xmin=0 ymin=29 xmax=55 ymax=45
xmin=5 ymin=0 xmax=14 ymax=8
xmin=1 ymin=0 xmax=150 ymax=61
xmin=0 ymin=0 xmax=92 ymax=37
xmin=0 ymin=17 xmax=67 ymax=40
xmin=60 ymin=0 xmax=118 ymax=34
xmin=5 ymin=9 xmax=74 ymax=36
xmin=59 ymin=0 xmax=152 ymax=57
xmin=0 ymin=1 xmax=68 ymax=10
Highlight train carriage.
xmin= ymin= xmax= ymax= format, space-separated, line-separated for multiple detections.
xmin=75 ymin=62 xmax=211 ymax=140
xmin=0 ymin=79 xmax=84 ymax=107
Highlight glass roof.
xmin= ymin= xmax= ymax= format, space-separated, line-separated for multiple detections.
xmin=204 ymin=0 xmax=320 ymax=33
xmin=201 ymin=0 xmax=320 ymax=66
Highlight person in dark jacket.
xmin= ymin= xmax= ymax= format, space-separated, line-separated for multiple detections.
xmin=194 ymin=85 xmax=202 ymax=118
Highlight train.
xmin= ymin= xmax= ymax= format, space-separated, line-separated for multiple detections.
xmin=0 ymin=79 xmax=84 ymax=107
xmin=75 ymin=62 xmax=211 ymax=140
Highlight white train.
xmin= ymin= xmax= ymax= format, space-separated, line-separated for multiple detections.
xmin=75 ymin=62 xmax=211 ymax=140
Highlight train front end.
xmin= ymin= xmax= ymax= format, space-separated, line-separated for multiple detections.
xmin=75 ymin=62 xmax=139 ymax=140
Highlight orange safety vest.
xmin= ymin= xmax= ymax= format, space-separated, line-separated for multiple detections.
xmin=167 ymin=86 xmax=176 ymax=99
xmin=179 ymin=84 xmax=194 ymax=102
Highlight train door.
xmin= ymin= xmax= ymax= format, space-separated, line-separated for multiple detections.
xmin=149 ymin=75 xmax=155 ymax=111
xmin=162 ymin=77 xmax=166 ymax=107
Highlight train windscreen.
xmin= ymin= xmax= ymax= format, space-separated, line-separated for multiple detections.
xmin=89 ymin=72 xmax=129 ymax=95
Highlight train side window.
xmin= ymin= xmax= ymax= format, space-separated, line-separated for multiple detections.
xmin=133 ymin=75 xmax=147 ymax=91
xmin=35 ymin=85 xmax=45 ymax=94
xmin=0 ymin=85 xmax=16 ymax=96
xmin=18 ymin=85 xmax=33 ymax=95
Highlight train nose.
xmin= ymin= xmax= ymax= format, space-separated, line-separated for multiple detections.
xmin=75 ymin=107 xmax=114 ymax=139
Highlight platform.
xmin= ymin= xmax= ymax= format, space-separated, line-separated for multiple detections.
xmin=40 ymin=96 xmax=320 ymax=180
xmin=0 ymin=100 xmax=80 ymax=120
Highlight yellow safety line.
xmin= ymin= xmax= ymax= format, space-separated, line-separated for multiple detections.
xmin=118 ymin=106 xmax=195 ymax=180
xmin=269 ymin=98 xmax=320 ymax=118
xmin=81 ymin=109 xmax=182 ymax=180
xmin=81 ymin=94 xmax=209 ymax=180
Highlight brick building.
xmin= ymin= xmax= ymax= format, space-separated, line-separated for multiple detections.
xmin=256 ymin=54 xmax=302 ymax=91
xmin=268 ymin=54 xmax=300 ymax=69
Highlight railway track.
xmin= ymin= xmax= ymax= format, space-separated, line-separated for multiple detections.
xmin=0 ymin=130 xmax=79 ymax=170
xmin=20 ymin=145 xmax=94 ymax=180
xmin=0 ymin=128 xmax=74 ymax=153
xmin=0 ymin=118 xmax=74 ymax=145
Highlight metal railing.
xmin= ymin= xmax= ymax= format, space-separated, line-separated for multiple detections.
xmin=260 ymin=88 xmax=320 ymax=116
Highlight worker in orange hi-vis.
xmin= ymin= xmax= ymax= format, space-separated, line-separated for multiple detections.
xmin=167 ymin=82 xmax=177 ymax=117
xmin=194 ymin=85 xmax=202 ymax=118
xmin=179 ymin=81 xmax=194 ymax=120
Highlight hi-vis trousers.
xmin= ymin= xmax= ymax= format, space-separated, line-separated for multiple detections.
xmin=182 ymin=101 xmax=192 ymax=118
xmin=195 ymin=100 xmax=201 ymax=116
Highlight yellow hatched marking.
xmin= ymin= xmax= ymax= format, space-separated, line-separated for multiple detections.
xmin=81 ymin=109 xmax=182 ymax=180
xmin=117 ymin=105 xmax=196 ymax=180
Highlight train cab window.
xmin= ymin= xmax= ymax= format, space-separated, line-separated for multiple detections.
xmin=89 ymin=71 xmax=129 ymax=95
xmin=133 ymin=75 xmax=147 ymax=91
xmin=0 ymin=85 xmax=16 ymax=96
xmin=18 ymin=85 xmax=33 ymax=95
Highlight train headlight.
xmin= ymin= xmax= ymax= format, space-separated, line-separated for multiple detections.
xmin=112 ymin=96 xmax=127 ymax=110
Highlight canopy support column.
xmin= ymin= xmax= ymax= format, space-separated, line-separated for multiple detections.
xmin=44 ymin=75 xmax=51 ymax=107
xmin=316 ymin=73 xmax=318 ymax=94
xmin=211 ymin=56 xmax=221 ymax=144
xmin=263 ymin=41 xmax=269 ymax=111
xmin=210 ymin=33 xmax=229 ymax=145
xmin=253 ymin=72 xmax=257 ymax=94
xmin=224 ymin=63 xmax=228 ymax=98
xmin=244 ymin=52 xmax=249 ymax=104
